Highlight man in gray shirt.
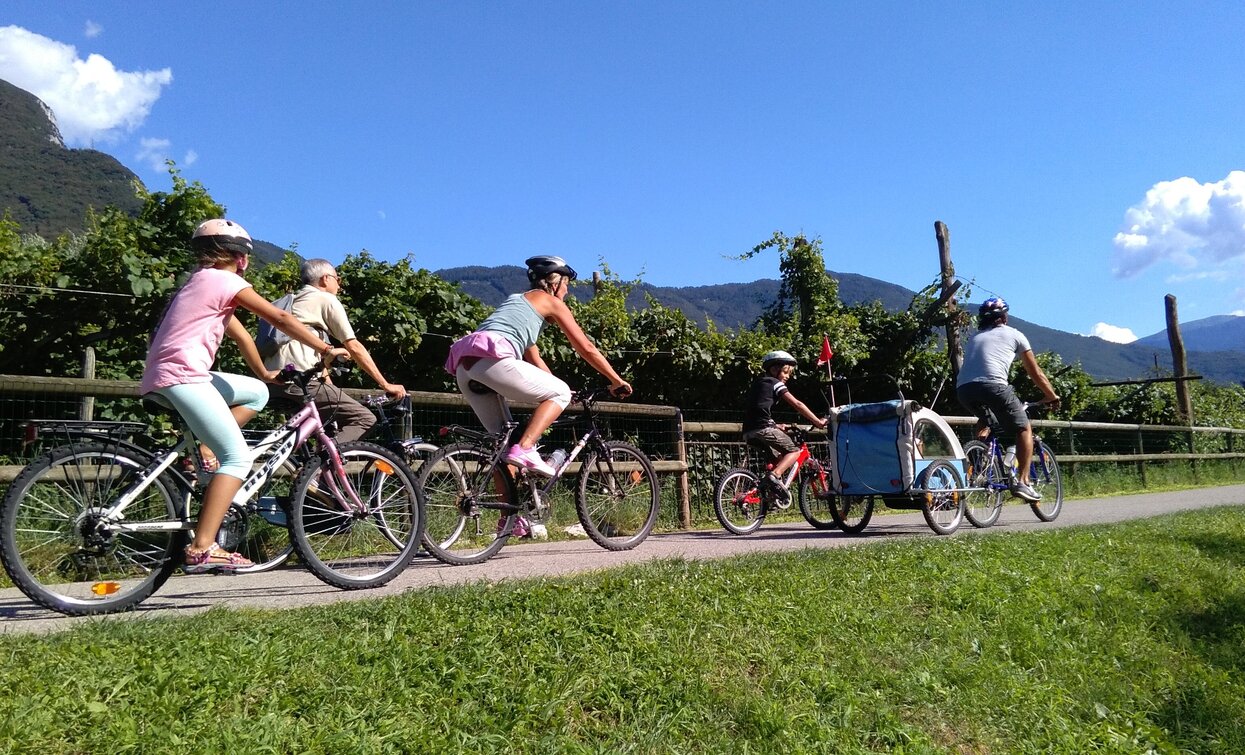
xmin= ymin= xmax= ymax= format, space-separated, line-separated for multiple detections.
xmin=956 ymin=297 xmax=1060 ymax=501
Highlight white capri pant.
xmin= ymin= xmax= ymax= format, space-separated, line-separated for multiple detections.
xmin=455 ymin=357 xmax=572 ymax=434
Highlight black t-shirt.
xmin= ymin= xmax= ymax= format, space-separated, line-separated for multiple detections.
xmin=742 ymin=375 xmax=789 ymax=432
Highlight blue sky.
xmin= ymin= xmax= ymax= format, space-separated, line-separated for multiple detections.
xmin=4 ymin=2 xmax=1245 ymax=342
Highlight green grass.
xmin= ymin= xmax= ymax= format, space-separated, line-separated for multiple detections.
xmin=1065 ymin=458 xmax=1245 ymax=498
xmin=3 ymin=508 xmax=1245 ymax=753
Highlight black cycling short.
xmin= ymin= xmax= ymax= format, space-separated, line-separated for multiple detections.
xmin=956 ymin=380 xmax=1028 ymax=438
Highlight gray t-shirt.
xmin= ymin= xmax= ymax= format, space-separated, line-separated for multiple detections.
xmin=957 ymin=324 xmax=1031 ymax=386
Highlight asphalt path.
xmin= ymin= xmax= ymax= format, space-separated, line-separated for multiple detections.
xmin=4 ymin=484 xmax=1244 ymax=636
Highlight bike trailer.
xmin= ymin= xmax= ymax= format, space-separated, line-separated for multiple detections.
xmin=828 ymin=399 xmax=967 ymax=495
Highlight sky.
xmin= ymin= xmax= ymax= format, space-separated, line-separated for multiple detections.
xmin=3 ymin=1 xmax=1245 ymax=343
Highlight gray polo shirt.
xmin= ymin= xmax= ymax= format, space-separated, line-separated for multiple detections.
xmin=957 ymin=324 xmax=1031 ymax=385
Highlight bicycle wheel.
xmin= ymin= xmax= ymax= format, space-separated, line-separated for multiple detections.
xmin=918 ymin=459 xmax=965 ymax=535
xmin=221 ymin=458 xmax=297 ymax=574
xmin=962 ymin=441 xmax=1003 ymax=528
xmin=1028 ymin=440 xmax=1063 ymax=522
xmin=416 ymin=443 xmax=517 ymax=566
xmin=398 ymin=439 xmax=439 ymax=475
xmin=575 ymin=440 xmax=660 ymax=550
xmin=797 ymin=461 xmax=837 ymax=530
xmin=713 ymin=468 xmax=765 ymax=535
xmin=0 ymin=442 xmax=184 ymax=615
xmin=828 ymin=495 xmax=875 ymax=534
xmin=289 ymin=441 xmax=423 ymax=589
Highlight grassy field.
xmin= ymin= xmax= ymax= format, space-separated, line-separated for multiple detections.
xmin=2 ymin=507 xmax=1243 ymax=753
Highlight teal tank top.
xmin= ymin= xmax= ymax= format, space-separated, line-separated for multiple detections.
xmin=477 ymin=293 xmax=545 ymax=355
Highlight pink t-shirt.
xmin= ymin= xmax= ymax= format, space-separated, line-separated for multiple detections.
xmin=140 ymin=267 xmax=252 ymax=393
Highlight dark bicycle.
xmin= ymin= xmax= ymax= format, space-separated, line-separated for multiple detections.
xmin=961 ymin=400 xmax=1063 ymax=527
xmin=415 ymin=385 xmax=660 ymax=566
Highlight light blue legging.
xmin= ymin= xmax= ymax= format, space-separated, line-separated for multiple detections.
xmin=148 ymin=372 xmax=269 ymax=480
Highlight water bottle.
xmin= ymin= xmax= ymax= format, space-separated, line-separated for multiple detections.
xmin=1003 ymin=445 xmax=1017 ymax=478
xmin=546 ymin=448 xmax=568 ymax=473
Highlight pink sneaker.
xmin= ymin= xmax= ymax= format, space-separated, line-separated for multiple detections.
xmin=497 ymin=515 xmax=531 ymax=538
xmin=505 ymin=444 xmax=555 ymax=476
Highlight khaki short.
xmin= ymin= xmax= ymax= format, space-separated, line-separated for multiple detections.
xmin=742 ymin=426 xmax=799 ymax=461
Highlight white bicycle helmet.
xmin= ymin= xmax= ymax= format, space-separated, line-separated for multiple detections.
xmin=761 ymin=350 xmax=798 ymax=370
xmin=191 ymin=218 xmax=253 ymax=256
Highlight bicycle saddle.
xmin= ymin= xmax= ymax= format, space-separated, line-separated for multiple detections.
xmin=466 ymin=379 xmax=496 ymax=395
xmin=141 ymin=393 xmax=176 ymax=416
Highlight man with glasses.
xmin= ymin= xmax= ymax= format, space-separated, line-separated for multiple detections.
xmin=264 ymin=258 xmax=406 ymax=442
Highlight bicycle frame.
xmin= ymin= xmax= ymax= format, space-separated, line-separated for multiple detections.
xmin=437 ymin=388 xmax=613 ymax=519
xmin=99 ymin=393 xmax=358 ymax=534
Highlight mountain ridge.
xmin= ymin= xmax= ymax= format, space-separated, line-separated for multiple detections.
xmin=0 ymin=78 xmax=289 ymax=266
xmin=436 ymin=265 xmax=1245 ymax=385
xmin=2 ymin=76 xmax=1238 ymax=385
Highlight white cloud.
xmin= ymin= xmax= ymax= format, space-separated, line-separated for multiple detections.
xmin=1090 ymin=322 xmax=1138 ymax=344
xmin=136 ymin=137 xmax=172 ymax=172
xmin=1165 ymin=270 xmax=1231 ymax=283
xmin=0 ymin=25 xmax=171 ymax=145
xmin=183 ymin=149 xmax=198 ymax=167
xmin=1111 ymin=171 xmax=1245 ymax=278
xmin=378 ymin=210 xmax=387 ymax=220
xmin=84 ymin=21 xmax=102 ymax=39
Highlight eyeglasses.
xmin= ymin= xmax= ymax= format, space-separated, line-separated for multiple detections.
xmin=326 ymin=273 xmax=341 ymax=282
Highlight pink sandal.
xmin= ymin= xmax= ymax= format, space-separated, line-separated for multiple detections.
xmin=184 ymin=544 xmax=253 ymax=573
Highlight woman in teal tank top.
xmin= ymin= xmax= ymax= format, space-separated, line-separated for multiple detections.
xmin=444 ymin=256 xmax=633 ymax=475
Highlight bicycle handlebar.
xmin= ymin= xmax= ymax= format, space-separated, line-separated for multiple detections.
xmin=572 ymin=385 xmax=631 ymax=405
xmin=276 ymin=358 xmax=351 ymax=390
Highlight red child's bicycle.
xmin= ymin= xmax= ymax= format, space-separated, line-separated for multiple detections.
xmin=712 ymin=425 xmax=836 ymax=535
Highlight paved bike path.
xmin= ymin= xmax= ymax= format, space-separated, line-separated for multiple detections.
xmin=3 ymin=484 xmax=1243 ymax=636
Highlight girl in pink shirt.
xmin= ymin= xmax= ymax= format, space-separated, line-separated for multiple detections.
xmin=141 ymin=219 xmax=348 ymax=572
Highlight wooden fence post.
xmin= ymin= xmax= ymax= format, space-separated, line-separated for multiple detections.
xmin=1165 ymin=294 xmax=1194 ymax=424
xmin=80 ymin=347 xmax=96 ymax=421
xmin=935 ymin=221 xmax=963 ymax=378
xmin=674 ymin=410 xmax=691 ymax=529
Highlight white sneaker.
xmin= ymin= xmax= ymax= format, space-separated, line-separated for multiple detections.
xmin=505 ymin=444 xmax=556 ymax=476
xmin=1012 ymin=482 xmax=1041 ymax=502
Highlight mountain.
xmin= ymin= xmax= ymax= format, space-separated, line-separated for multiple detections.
xmin=1135 ymin=314 xmax=1245 ymax=353
xmin=0 ymin=79 xmax=288 ymax=266
xmin=3 ymin=76 xmax=1236 ymax=384
xmin=436 ymin=265 xmax=1245 ymax=385
xmin=0 ymin=79 xmax=143 ymax=237
xmin=436 ymin=265 xmax=914 ymax=328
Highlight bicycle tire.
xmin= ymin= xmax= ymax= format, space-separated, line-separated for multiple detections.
xmin=289 ymin=441 xmax=423 ymax=589
xmin=1028 ymin=440 xmax=1063 ymax=522
xmin=797 ymin=461 xmax=837 ymax=530
xmin=416 ymin=443 xmax=517 ymax=566
xmin=713 ymin=468 xmax=765 ymax=535
xmin=828 ymin=494 xmax=875 ymax=534
xmin=0 ymin=442 xmax=185 ymax=615
xmin=575 ymin=440 xmax=660 ymax=550
xmin=962 ymin=441 xmax=1003 ymax=528
xmin=918 ymin=459 xmax=965 ymax=535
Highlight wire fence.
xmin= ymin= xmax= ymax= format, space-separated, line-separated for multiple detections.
xmin=3 ymin=375 xmax=1245 ymax=529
